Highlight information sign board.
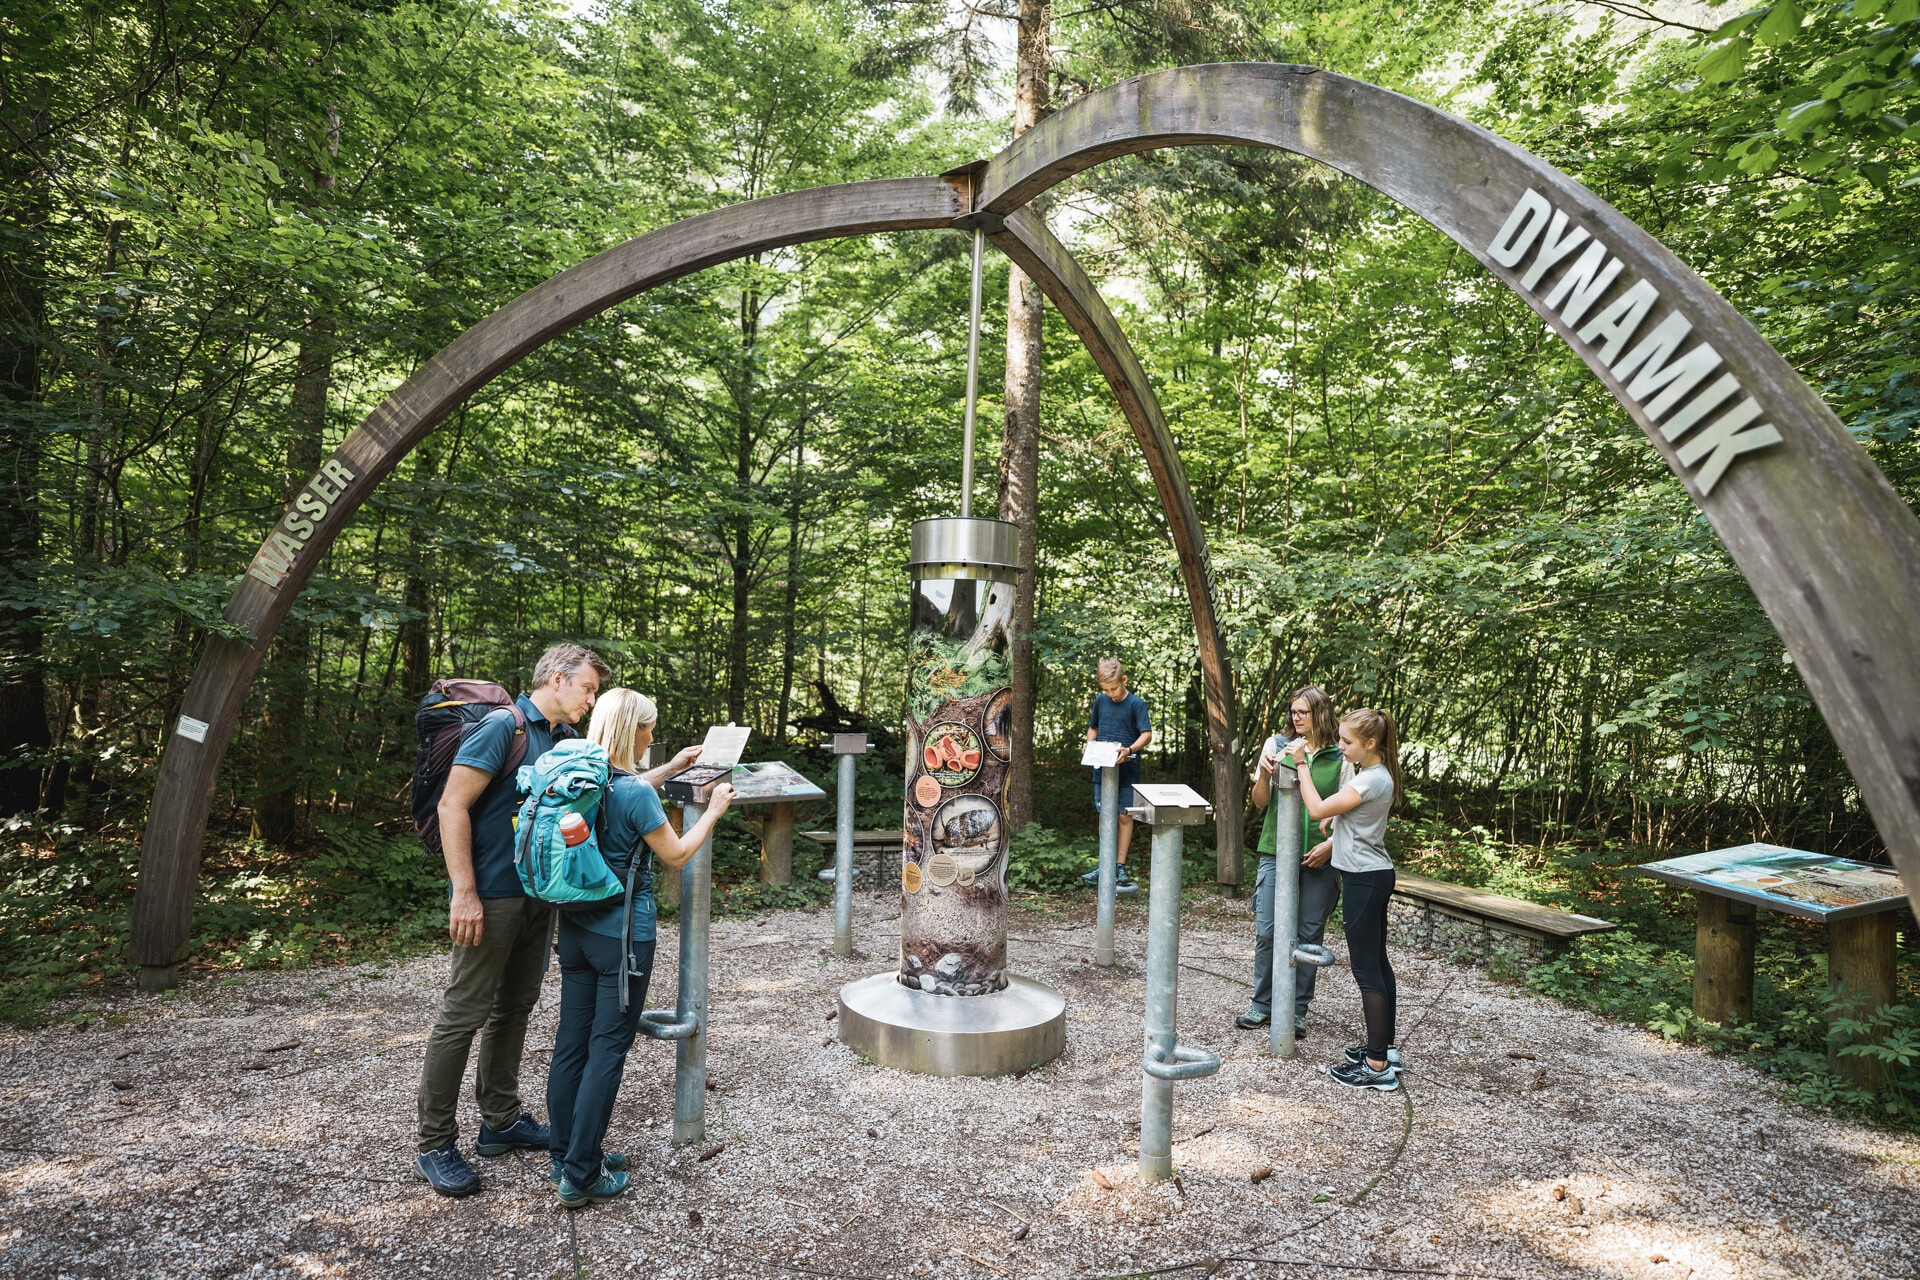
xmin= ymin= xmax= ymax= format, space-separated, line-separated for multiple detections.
xmin=1636 ymin=844 xmax=1908 ymax=921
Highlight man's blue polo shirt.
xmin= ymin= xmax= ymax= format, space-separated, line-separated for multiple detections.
xmin=450 ymin=693 xmax=573 ymax=899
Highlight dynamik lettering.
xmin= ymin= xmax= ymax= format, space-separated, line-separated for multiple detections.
xmin=247 ymin=457 xmax=358 ymax=588
xmin=1487 ymin=189 xmax=1782 ymax=495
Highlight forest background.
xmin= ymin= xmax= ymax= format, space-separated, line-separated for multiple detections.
xmin=3 ymin=1 xmax=1917 ymax=1116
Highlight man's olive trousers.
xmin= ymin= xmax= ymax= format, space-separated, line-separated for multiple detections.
xmin=416 ymin=894 xmax=552 ymax=1151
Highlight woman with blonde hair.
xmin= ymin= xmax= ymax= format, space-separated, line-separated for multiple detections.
xmin=1290 ymin=706 xmax=1404 ymax=1091
xmin=545 ymin=688 xmax=729 ymax=1207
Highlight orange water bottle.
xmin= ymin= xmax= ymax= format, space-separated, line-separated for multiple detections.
xmin=558 ymin=812 xmax=590 ymax=846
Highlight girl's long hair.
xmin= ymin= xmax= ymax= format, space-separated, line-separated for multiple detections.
xmin=1341 ymin=707 xmax=1402 ymax=808
xmin=1290 ymin=685 xmax=1339 ymax=750
xmin=586 ymin=687 xmax=658 ymax=773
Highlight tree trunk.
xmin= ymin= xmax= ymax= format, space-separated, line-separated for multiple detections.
xmin=775 ymin=425 xmax=803 ymax=746
xmin=399 ymin=446 xmax=434 ymax=700
xmin=0 ymin=123 xmax=51 ymax=816
xmin=253 ymin=317 xmax=333 ymax=845
xmin=725 ymin=282 xmax=760 ymax=728
xmin=997 ymin=0 xmax=1049 ymax=834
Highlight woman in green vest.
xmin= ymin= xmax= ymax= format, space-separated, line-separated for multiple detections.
xmin=1237 ymin=685 xmax=1345 ymax=1035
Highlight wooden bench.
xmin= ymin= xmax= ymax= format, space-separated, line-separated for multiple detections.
xmin=801 ymin=829 xmax=903 ymax=889
xmin=1388 ymin=872 xmax=1614 ymax=970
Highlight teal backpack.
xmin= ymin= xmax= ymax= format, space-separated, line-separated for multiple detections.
xmin=513 ymin=739 xmax=625 ymax=909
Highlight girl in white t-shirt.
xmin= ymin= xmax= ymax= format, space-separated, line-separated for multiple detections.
xmin=1286 ymin=707 xmax=1402 ymax=1091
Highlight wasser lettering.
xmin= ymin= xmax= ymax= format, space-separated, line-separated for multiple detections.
xmin=1487 ymin=189 xmax=1782 ymax=495
xmin=246 ymin=455 xmax=359 ymax=587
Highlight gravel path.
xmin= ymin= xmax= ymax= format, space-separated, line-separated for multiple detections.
xmin=3 ymin=890 xmax=1916 ymax=1280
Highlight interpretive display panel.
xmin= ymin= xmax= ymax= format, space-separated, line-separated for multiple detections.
xmin=900 ymin=574 xmax=1015 ymax=995
xmin=1637 ymin=844 xmax=1908 ymax=920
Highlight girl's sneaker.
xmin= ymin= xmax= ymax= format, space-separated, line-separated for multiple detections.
xmin=1330 ymin=1059 xmax=1400 ymax=1091
xmin=1340 ymin=1044 xmax=1402 ymax=1072
xmin=549 ymin=1151 xmax=627 ymax=1188
xmin=555 ymin=1168 xmax=629 ymax=1208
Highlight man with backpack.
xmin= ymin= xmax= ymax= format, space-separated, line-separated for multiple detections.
xmin=413 ymin=642 xmax=613 ymax=1197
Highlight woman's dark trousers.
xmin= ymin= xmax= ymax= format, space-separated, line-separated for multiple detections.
xmin=1339 ymin=868 xmax=1397 ymax=1060
xmin=547 ymin=919 xmax=655 ymax=1186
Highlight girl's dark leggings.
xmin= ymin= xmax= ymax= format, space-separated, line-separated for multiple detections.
xmin=1340 ymin=867 xmax=1397 ymax=1060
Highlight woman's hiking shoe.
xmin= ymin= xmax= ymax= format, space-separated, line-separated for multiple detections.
xmin=555 ymin=1168 xmax=629 ymax=1208
xmin=549 ymin=1152 xmax=627 ymax=1188
xmin=1341 ymin=1044 xmax=1402 ymax=1072
xmin=1330 ymin=1059 xmax=1400 ymax=1091
xmin=1234 ymin=1008 xmax=1270 ymax=1029
xmin=414 ymin=1138 xmax=481 ymax=1197
xmin=476 ymin=1113 xmax=551 ymax=1156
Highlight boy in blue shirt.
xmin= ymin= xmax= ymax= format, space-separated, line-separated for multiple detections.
xmin=1082 ymin=657 xmax=1151 ymax=892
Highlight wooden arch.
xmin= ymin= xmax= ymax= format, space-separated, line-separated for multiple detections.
xmin=134 ymin=64 xmax=1920 ymax=978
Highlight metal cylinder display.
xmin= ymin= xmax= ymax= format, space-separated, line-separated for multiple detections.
xmin=899 ymin=517 xmax=1021 ymax=997
xmin=834 ymin=750 xmax=857 ymax=957
xmin=672 ymin=799 xmax=712 ymax=1147
xmin=1095 ymin=765 xmax=1120 ymax=967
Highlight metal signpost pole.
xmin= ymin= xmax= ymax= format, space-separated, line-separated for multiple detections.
xmin=833 ymin=736 xmax=863 ymax=958
xmin=673 ymin=799 xmax=713 ymax=1146
xmin=1270 ymin=753 xmax=1301 ymax=1057
xmin=1095 ymin=764 xmax=1119 ymax=967
xmin=1134 ymin=786 xmax=1220 ymax=1183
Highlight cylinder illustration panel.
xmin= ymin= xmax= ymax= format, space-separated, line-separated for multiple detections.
xmin=900 ymin=576 xmax=1015 ymax=995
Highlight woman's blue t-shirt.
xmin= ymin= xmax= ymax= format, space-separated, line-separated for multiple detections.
xmin=578 ymin=772 xmax=668 ymax=943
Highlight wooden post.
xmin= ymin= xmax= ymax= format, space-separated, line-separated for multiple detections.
xmin=1692 ymin=892 xmax=1755 ymax=1027
xmin=1828 ymin=911 xmax=1898 ymax=1088
xmin=760 ymin=800 xmax=794 ymax=887
xmin=658 ymin=803 xmax=683 ymax=909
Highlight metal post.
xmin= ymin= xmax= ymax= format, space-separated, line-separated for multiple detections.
xmin=959 ymin=225 xmax=984 ymax=518
xmin=673 ymin=799 xmax=712 ymax=1147
xmin=834 ymin=751 xmax=856 ymax=957
xmin=1095 ymin=764 xmax=1120 ymax=966
xmin=1139 ymin=821 xmax=1183 ymax=1180
xmin=1270 ymin=751 xmax=1301 ymax=1057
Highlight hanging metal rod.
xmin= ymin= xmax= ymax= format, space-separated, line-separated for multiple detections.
xmin=960 ymin=224 xmax=984 ymax=519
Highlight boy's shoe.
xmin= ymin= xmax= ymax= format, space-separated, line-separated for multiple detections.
xmin=476 ymin=1113 xmax=550 ymax=1157
xmin=555 ymin=1168 xmax=629 ymax=1208
xmin=1115 ymin=866 xmax=1137 ymax=893
xmin=1330 ymin=1059 xmax=1400 ymax=1091
xmin=1233 ymin=1008 xmax=1270 ymax=1030
xmin=1340 ymin=1045 xmax=1403 ymax=1072
xmin=414 ymin=1138 xmax=481 ymax=1197
xmin=549 ymin=1151 xmax=628 ymax=1188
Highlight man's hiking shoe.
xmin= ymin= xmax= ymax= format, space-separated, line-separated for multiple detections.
xmin=1234 ymin=1008 xmax=1270 ymax=1030
xmin=1330 ymin=1059 xmax=1400 ymax=1091
xmin=556 ymin=1168 xmax=629 ymax=1208
xmin=476 ymin=1113 xmax=550 ymax=1156
xmin=1115 ymin=865 xmax=1137 ymax=893
xmin=549 ymin=1152 xmax=627 ymax=1188
xmin=1340 ymin=1044 xmax=1402 ymax=1072
xmin=414 ymin=1138 xmax=481 ymax=1197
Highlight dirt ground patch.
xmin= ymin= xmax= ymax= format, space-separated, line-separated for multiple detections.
xmin=3 ymin=890 xmax=1916 ymax=1279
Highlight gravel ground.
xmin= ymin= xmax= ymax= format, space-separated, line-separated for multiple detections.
xmin=3 ymin=888 xmax=1917 ymax=1280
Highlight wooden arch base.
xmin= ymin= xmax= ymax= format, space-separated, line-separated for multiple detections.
xmin=134 ymin=64 xmax=1920 ymax=984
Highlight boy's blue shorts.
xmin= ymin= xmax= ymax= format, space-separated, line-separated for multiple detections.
xmin=1092 ymin=761 xmax=1141 ymax=811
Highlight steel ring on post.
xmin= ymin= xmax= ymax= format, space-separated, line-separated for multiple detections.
xmin=637 ymin=1009 xmax=699 ymax=1041
xmin=1143 ymin=1042 xmax=1223 ymax=1082
xmin=1292 ymin=944 xmax=1337 ymax=968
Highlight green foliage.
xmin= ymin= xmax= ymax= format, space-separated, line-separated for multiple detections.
xmin=1007 ymin=823 xmax=1095 ymax=892
xmin=905 ymin=631 xmax=1011 ymax=720
xmin=0 ymin=817 xmax=444 ymax=1024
